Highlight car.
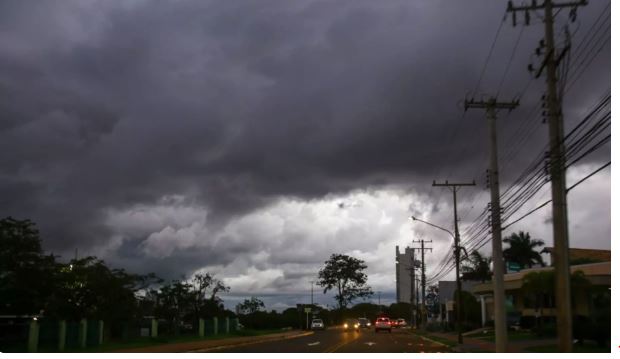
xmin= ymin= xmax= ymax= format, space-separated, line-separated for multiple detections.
xmin=342 ymin=318 xmax=360 ymax=332
xmin=311 ymin=318 xmax=325 ymax=330
xmin=375 ymin=316 xmax=391 ymax=333
xmin=390 ymin=319 xmax=399 ymax=328
xmin=396 ymin=318 xmax=407 ymax=327
xmin=358 ymin=318 xmax=371 ymax=329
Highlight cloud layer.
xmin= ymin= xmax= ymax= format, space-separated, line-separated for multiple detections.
xmin=0 ymin=0 xmax=610 ymax=309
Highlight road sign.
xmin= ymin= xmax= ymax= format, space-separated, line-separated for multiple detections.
xmin=507 ymin=262 xmax=521 ymax=272
xmin=304 ymin=307 xmax=312 ymax=313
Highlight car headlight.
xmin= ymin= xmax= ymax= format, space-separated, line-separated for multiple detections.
xmin=355 ymin=324 xmax=359 ymax=328
xmin=344 ymin=324 xmax=348 ymax=328
xmin=367 ymin=323 xmax=371 ymax=326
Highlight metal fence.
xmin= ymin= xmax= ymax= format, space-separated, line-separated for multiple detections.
xmin=0 ymin=316 xmax=238 ymax=353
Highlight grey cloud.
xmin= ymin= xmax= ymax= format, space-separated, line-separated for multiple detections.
xmin=0 ymin=0 xmax=609 ymax=300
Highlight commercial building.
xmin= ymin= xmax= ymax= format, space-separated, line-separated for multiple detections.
xmin=395 ymin=245 xmax=420 ymax=303
xmin=472 ymin=261 xmax=610 ymax=327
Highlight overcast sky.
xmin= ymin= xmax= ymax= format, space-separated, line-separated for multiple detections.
xmin=0 ymin=0 xmax=610 ymax=311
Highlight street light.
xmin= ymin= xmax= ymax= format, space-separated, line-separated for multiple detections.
xmin=411 ymin=216 xmax=454 ymax=239
xmin=411 ymin=216 xmax=466 ymax=344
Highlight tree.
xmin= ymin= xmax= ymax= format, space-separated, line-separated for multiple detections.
xmin=46 ymin=256 xmax=161 ymax=322
xmin=522 ymin=269 xmax=591 ymax=332
xmin=154 ymin=280 xmax=193 ymax=334
xmin=425 ymin=284 xmax=440 ymax=317
xmin=317 ymin=254 xmax=373 ymax=310
xmin=453 ymin=290 xmax=481 ymax=331
xmin=0 ymin=217 xmax=57 ymax=315
xmin=187 ymin=273 xmax=230 ymax=320
xmin=502 ymin=231 xmax=546 ymax=269
xmin=522 ymin=270 xmax=554 ymax=330
xmin=238 ymin=297 xmax=265 ymax=314
xmin=461 ymin=250 xmax=492 ymax=282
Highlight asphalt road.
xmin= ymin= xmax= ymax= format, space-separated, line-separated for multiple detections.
xmin=211 ymin=327 xmax=450 ymax=353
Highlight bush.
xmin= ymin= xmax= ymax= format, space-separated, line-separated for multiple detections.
xmin=572 ymin=315 xmax=592 ymax=344
xmin=534 ymin=321 xmax=556 ymax=337
xmin=425 ymin=322 xmax=443 ymax=332
xmin=519 ymin=316 xmax=536 ymax=329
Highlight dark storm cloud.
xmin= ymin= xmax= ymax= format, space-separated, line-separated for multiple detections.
xmin=0 ymin=0 xmax=610 ymax=281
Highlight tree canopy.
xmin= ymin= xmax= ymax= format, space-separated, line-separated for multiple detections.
xmin=0 ymin=216 xmax=230 ymax=334
xmin=237 ymin=297 xmax=265 ymax=314
xmin=502 ymin=231 xmax=546 ymax=269
xmin=317 ymin=253 xmax=373 ymax=310
xmin=461 ymin=250 xmax=492 ymax=282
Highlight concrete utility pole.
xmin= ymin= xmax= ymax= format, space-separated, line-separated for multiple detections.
xmin=409 ymin=251 xmax=417 ymax=328
xmin=464 ymin=97 xmax=519 ymax=352
xmin=432 ymin=180 xmax=476 ymax=344
xmin=507 ymin=0 xmax=587 ymax=352
xmin=412 ymin=239 xmax=433 ymax=328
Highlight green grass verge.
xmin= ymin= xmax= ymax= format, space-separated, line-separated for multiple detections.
xmin=69 ymin=329 xmax=285 ymax=352
xmin=477 ymin=331 xmax=548 ymax=342
xmin=413 ymin=331 xmax=458 ymax=348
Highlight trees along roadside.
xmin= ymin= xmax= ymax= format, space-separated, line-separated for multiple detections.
xmin=317 ymin=253 xmax=373 ymax=312
xmin=502 ymin=231 xmax=546 ymax=270
xmin=461 ymin=250 xmax=492 ymax=283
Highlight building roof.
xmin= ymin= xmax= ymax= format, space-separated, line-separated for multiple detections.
xmin=541 ymin=247 xmax=611 ymax=264
xmin=472 ymin=261 xmax=610 ymax=294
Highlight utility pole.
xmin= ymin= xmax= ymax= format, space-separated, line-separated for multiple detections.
xmin=377 ymin=291 xmax=382 ymax=307
xmin=412 ymin=239 xmax=433 ymax=328
xmin=507 ymin=0 xmax=587 ymax=352
xmin=464 ymin=97 xmax=518 ymax=352
xmin=409 ymin=250 xmax=417 ymax=329
xmin=432 ymin=180 xmax=476 ymax=344
xmin=310 ymin=280 xmax=314 ymax=307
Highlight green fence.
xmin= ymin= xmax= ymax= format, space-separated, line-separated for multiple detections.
xmin=0 ymin=316 xmax=238 ymax=352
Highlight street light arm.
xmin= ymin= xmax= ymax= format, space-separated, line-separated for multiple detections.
xmin=411 ymin=216 xmax=455 ymax=239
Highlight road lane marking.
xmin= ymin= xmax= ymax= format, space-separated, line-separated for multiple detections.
xmin=364 ymin=342 xmax=376 ymax=346
xmin=190 ymin=331 xmax=314 ymax=352
xmin=307 ymin=342 xmax=320 ymax=346
xmin=323 ymin=333 xmax=361 ymax=352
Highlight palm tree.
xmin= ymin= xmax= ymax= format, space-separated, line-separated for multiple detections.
xmin=461 ymin=250 xmax=492 ymax=283
xmin=502 ymin=231 xmax=546 ymax=269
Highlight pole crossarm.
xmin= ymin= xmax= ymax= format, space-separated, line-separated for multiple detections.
xmin=432 ymin=180 xmax=476 ymax=188
xmin=507 ymin=0 xmax=587 ymax=13
xmin=465 ymin=98 xmax=520 ymax=111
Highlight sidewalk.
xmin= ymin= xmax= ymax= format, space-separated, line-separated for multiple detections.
xmin=419 ymin=331 xmax=556 ymax=353
xmin=112 ymin=330 xmax=313 ymax=353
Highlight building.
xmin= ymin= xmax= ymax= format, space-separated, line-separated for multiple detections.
xmin=472 ymin=261 xmax=611 ymax=327
xmin=541 ymin=247 xmax=611 ymax=265
xmin=395 ymin=245 xmax=421 ymax=303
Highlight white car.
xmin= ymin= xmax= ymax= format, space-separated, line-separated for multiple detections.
xmin=311 ymin=318 xmax=325 ymax=330
xmin=375 ymin=317 xmax=392 ymax=333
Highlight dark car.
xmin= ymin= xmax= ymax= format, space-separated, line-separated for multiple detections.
xmin=357 ymin=318 xmax=371 ymax=329
xmin=342 ymin=318 xmax=360 ymax=332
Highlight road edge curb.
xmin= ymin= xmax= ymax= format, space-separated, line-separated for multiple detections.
xmin=415 ymin=334 xmax=452 ymax=349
